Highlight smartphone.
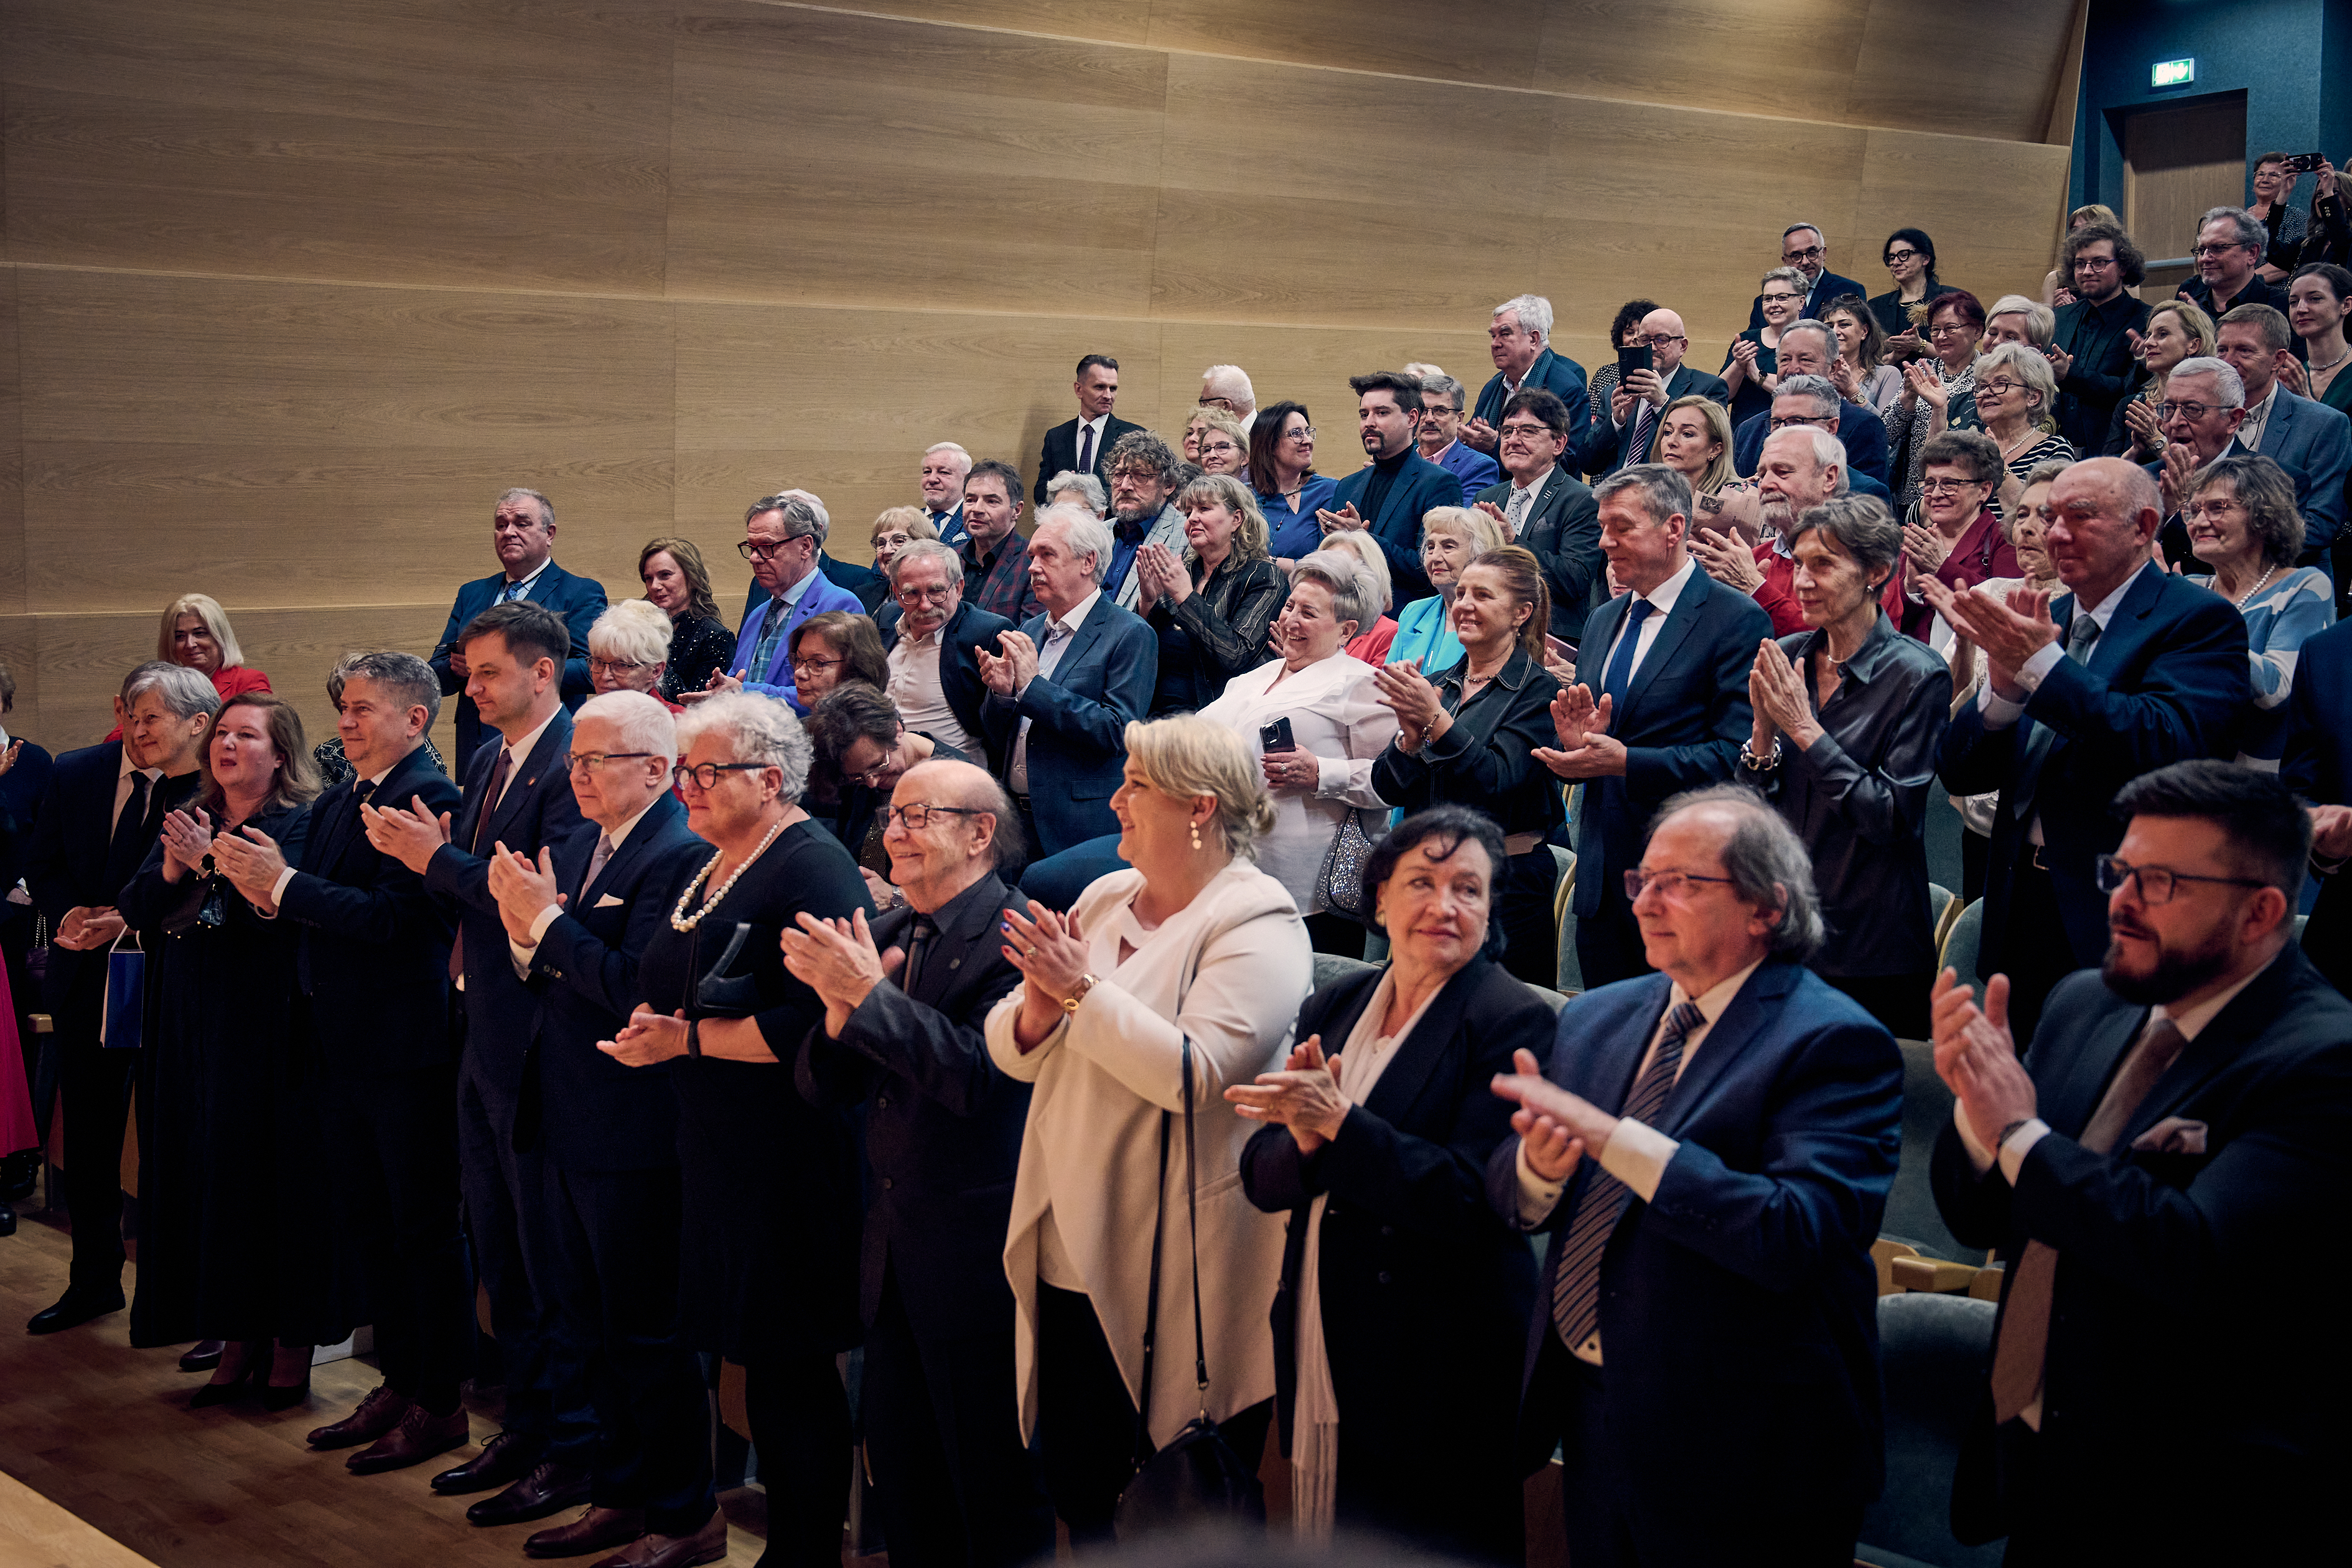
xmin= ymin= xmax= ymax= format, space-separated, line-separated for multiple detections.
xmin=1259 ymin=716 xmax=1295 ymax=754
xmin=1616 ymin=344 xmax=1654 ymax=387
xmin=1544 ymin=633 xmax=1577 ymax=665
xmin=2281 ymin=152 xmax=2327 ymax=175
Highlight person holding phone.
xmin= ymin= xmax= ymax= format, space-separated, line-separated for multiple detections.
xmin=2249 ymin=152 xmax=2315 ymax=282
xmin=1595 ymin=309 xmax=1730 ymax=480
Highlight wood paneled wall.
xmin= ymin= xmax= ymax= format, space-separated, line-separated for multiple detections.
xmin=0 ymin=0 xmax=2079 ymax=752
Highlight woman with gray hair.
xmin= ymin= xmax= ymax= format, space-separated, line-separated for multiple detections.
xmin=2180 ymin=452 xmax=2336 ymax=766
xmin=587 ymin=598 xmax=679 ymax=707
xmin=1740 ymin=495 xmax=1951 ymax=1035
xmin=1962 ymin=340 xmax=2074 ymax=497
xmin=1043 ymin=469 xmax=1108 ymax=518
xmin=598 ymin=690 xmax=869 ymax=1568
xmin=1198 ymin=550 xmax=1401 ymax=955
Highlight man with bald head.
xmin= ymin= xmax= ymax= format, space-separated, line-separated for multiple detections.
xmin=1590 ymin=307 xmax=1730 ymax=478
xmin=1928 ymin=457 xmax=2251 ymax=1042
xmin=786 ymin=760 xmax=1052 ymax=1568
xmin=1729 ymin=325 xmax=1889 ymax=484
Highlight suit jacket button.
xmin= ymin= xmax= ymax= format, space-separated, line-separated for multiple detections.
xmin=948 ymin=958 xmax=961 ymax=969
xmin=877 ymin=1094 xmax=889 ymax=1108
xmin=881 ymin=1177 xmax=894 ymax=1190
xmin=1376 ymin=1271 xmax=1391 ymax=1284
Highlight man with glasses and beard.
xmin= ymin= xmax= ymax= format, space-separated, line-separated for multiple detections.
xmin=1929 ymin=761 xmax=2352 ymax=1564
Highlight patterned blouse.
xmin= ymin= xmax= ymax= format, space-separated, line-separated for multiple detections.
xmin=2193 ymin=565 xmax=2337 ymax=765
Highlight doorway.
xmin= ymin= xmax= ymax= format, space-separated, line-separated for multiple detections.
xmin=2118 ymin=91 xmax=2247 ymax=297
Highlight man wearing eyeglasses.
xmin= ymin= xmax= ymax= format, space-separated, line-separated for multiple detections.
xmin=878 ymin=539 xmax=1014 ymax=773
xmin=2201 ymin=306 xmax=2351 ymax=569
xmin=1729 ymin=330 xmax=1892 ymax=488
xmin=1929 ymin=760 xmax=2351 ymax=1564
xmin=1589 ymin=308 xmax=1730 ymax=478
xmin=1927 ymin=457 xmax=2249 ymax=1045
xmin=1416 ymin=372 xmax=1501 ymax=504
xmin=2177 ymin=207 xmax=2289 ymax=324
xmin=785 ymin=759 xmax=1054 ymax=1568
xmin=2049 ymin=222 xmax=2154 ymax=450
xmin=1198 ymin=363 xmax=1258 ymax=431
xmin=478 ymin=689 xmax=714 ymax=1563
xmin=1466 ymin=294 xmax=1594 ymax=474
xmin=707 ymin=490 xmax=866 ymax=713
xmin=2147 ymin=358 xmax=2256 ymax=544
xmin=1745 ymin=223 xmax=1866 ymax=330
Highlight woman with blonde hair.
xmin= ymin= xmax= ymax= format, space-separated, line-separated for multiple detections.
xmin=587 ymin=599 xmax=681 ymax=710
xmin=1385 ymin=506 xmax=1503 ymax=680
xmin=2108 ymin=298 xmax=2216 ymax=462
xmin=989 ymin=714 xmax=1309 ymax=1547
xmin=1188 ymin=406 xmax=1251 ymax=483
xmin=1722 ymin=264 xmax=1806 ymax=427
xmin=1137 ymin=472 xmax=1285 ymax=713
xmin=637 ymin=536 xmax=734 ymax=702
xmin=158 ymin=592 xmax=272 ymax=704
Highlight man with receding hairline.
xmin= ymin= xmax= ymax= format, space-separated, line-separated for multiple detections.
xmin=432 ymin=488 xmax=606 ymax=777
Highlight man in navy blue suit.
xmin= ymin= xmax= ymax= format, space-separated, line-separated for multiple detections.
xmin=1744 ymin=222 xmax=1868 ymax=329
xmin=1585 ymin=307 xmax=1732 ymax=478
xmin=710 ymin=490 xmax=867 ymax=714
xmin=1322 ymin=371 xmax=1462 ymax=607
xmin=1929 ymin=456 xmax=2249 ymax=1048
xmin=879 ymin=540 xmax=1014 ymax=774
xmin=1538 ymin=465 xmax=1771 ymax=989
xmin=2282 ymin=617 xmax=2352 ymax=994
xmin=366 ymin=600 xmax=595 ymax=1525
xmin=2207 ymin=307 xmax=2350 ymax=567
xmin=921 ymin=442 xmax=974 ymax=548
xmin=1489 ymin=788 xmax=1901 ymax=1567
xmin=1413 ymin=371 xmax=1500 ymax=503
xmin=1730 ymin=325 xmax=1890 ymax=484
xmin=976 ymin=506 xmax=1155 ymax=861
xmin=432 ymin=488 xmax=606 ymax=779
xmin=481 ymin=690 xmax=718 ymax=1563
xmin=1464 ymin=294 xmax=1594 ymax=476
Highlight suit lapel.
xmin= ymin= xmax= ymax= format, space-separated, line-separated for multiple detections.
xmin=1575 ymin=597 xmax=1633 ymax=691
xmin=487 ymin=713 xmax=569 ymax=848
xmin=1058 ymin=595 xmax=1113 ymax=676
xmin=1582 ymin=974 xmax=1674 ymax=1114
xmin=2112 ymin=949 xmax=2302 ymax=1147
xmin=2084 ymin=564 xmax=2163 ymax=679
xmin=1654 ymin=962 xmax=1798 ymax=1137
xmin=1360 ymin=961 xmax=1488 ymax=1126
xmin=1623 ymin=573 xmax=1707 ymax=717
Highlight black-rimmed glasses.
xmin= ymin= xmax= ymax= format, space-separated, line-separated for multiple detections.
xmin=2095 ymin=856 xmax=2270 ymax=904
xmin=673 ymin=760 xmax=768 ymax=790
xmin=882 ymin=803 xmax=985 ymax=831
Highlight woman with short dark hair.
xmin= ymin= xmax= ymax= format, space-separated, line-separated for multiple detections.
xmin=1586 ymin=298 xmax=1663 ymax=422
xmin=1870 ymin=227 xmax=1959 ymax=340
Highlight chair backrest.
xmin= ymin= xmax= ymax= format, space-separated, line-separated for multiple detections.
xmin=1928 ymin=882 xmax=1959 ymax=952
xmin=1526 ymin=982 xmax=1570 ymax=1014
xmin=1884 ymin=1039 xmax=1981 ymax=1264
xmin=1551 ymin=847 xmax=1582 ymax=995
xmin=1857 ymin=1293 xmax=2005 ymax=1568
xmin=1939 ymin=898 xmax=1984 ymax=987
xmin=1310 ymin=953 xmax=1379 ymax=993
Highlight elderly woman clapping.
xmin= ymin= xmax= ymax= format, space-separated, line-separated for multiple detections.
xmin=986 ymin=716 xmax=1310 ymax=1547
xmin=1231 ymin=806 xmax=1556 ymax=1564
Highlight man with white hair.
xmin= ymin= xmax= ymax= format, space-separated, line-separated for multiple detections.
xmin=1691 ymin=426 xmax=1890 ymax=637
xmin=976 ymin=503 xmax=1155 ymax=857
xmin=1730 ymin=337 xmax=1892 ymax=488
xmin=920 ymin=443 xmax=974 ymax=548
xmin=1033 ymin=354 xmax=1139 ymax=505
xmin=880 ymin=538 xmax=1016 ymax=770
xmin=1466 ymin=294 xmax=1593 ymax=472
xmin=1198 ymin=363 xmax=1258 ymax=429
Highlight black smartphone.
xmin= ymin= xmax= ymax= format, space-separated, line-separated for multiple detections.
xmin=1617 ymin=344 xmax=1653 ymax=387
xmin=2281 ymin=152 xmax=2327 ymax=174
xmin=1259 ymin=716 xmax=1295 ymax=754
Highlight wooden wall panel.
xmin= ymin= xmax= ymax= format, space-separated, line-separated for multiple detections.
xmin=1145 ymin=0 xmax=1549 ymax=92
xmin=1855 ymin=132 xmax=2076 ymax=312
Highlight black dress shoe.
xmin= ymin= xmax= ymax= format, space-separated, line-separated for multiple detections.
xmin=179 ymin=1339 xmax=225 ymax=1372
xmin=0 ymin=1149 xmax=37 ymax=1203
xmin=190 ymin=1342 xmax=266 ymax=1409
xmin=26 ymin=1287 xmax=126 ymax=1335
xmin=467 ymin=1460 xmax=592 ymax=1528
xmin=431 ymin=1429 xmax=541 ymax=1495
xmin=0 ymin=1200 xmax=14 ymax=1236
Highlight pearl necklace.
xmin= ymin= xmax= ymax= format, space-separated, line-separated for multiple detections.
xmin=2226 ymin=564 xmax=2278 ymax=610
xmin=670 ymin=816 xmax=789 ymax=932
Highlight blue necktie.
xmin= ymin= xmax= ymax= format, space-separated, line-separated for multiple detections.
xmin=1601 ymin=599 xmax=1654 ymax=714
xmin=502 ymin=579 xmax=526 ymax=603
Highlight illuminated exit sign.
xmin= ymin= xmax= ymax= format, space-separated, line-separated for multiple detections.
xmin=2152 ymin=57 xmax=2196 ymax=88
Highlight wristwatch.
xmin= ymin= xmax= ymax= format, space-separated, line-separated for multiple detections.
xmin=1060 ymin=973 xmax=1101 ymax=1015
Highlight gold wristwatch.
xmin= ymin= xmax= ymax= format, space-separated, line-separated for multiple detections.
xmin=1061 ymin=973 xmax=1100 ymax=1014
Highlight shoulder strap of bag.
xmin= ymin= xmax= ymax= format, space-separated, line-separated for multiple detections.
xmin=1183 ymin=1034 xmax=1208 ymax=1411
xmin=1134 ymin=1103 xmax=1170 ymax=1469
xmin=1132 ymin=920 xmax=1221 ymax=1464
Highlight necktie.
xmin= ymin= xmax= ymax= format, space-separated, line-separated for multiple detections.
xmin=453 ymin=747 xmax=514 ymax=981
xmin=900 ymin=913 xmax=941 ymax=1000
xmin=502 ymin=578 xmax=526 ymax=603
xmin=1078 ymin=423 xmax=1096 ymax=476
xmin=1600 ymin=599 xmax=1655 ymax=716
xmin=1626 ymin=399 xmax=1656 ymax=467
xmin=1551 ymin=999 xmax=1707 ymax=1353
xmin=107 ymin=772 xmax=153 ymax=885
xmin=581 ymin=833 xmax=615 ymax=902
xmin=750 ymin=596 xmax=791 ymax=684
xmin=1506 ymin=485 xmax=1533 ymax=536
xmin=2012 ymin=609 xmax=2101 ymax=829
xmin=1989 ymin=1016 xmax=2188 ymax=1422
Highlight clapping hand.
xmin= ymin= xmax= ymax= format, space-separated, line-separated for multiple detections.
xmin=209 ymin=824 xmax=289 ymax=912
xmin=1748 ymin=638 xmax=1819 ymax=750
xmin=362 ymin=793 xmax=452 ymax=875
xmin=1138 ymin=541 xmax=1191 ymax=606
xmin=1690 ymin=527 xmax=1763 ymax=592
xmin=2122 ymin=396 xmax=2162 ymax=455
xmin=1474 ymin=498 xmax=1514 ymax=543
xmin=1001 ymin=900 xmax=1092 ymax=1050
xmin=159 ymin=805 xmax=215 ymax=880
xmin=1533 ymin=684 xmax=1626 ymax=780
xmin=1460 ymin=416 xmax=1501 ymax=453
xmin=2158 ymin=441 xmax=2200 ymax=517
xmin=1901 ymin=519 xmax=1955 ymax=574
xmin=486 ymin=841 xmax=565 ymax=946
xmin=976 ymin=630 xmax=1039 ymax=697
xmin=1901 ymin=358 xmax=1951 ymax=412
xmin=1315 ymin=503 xmax=1367 ymax=534
xmin=599 ymin=1007 xmax=688 ymax=1066
xmin=2276 ymin=349 xmax=2308 ymax=398
xmin=1226 ymin=1033 xmax=1348 ymax=1152
xmin=1490 ymin=1048 xmax=1614 ymax=1182
xmin=2309 ymin=803 xmax=2352 ymax=862
xmin=54 ymin=905 xmax=128 ymax=951
xmin=782 ymin=908 xmax=902 ymax=1040
xmin=1371 ymin=658 xmax=1445 ymax=750
xmin=1930 ymin=969 xmax=2036 ymax=1154
xmin=1918 ymin=579 xmax=2056 ymax=696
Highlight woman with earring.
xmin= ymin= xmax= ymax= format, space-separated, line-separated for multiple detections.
xmin=2289 ymin=263 xmax=2352 ymax=414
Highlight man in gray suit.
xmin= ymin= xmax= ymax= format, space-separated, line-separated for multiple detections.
xmin=2213 ymin=304 xmax=2350 ymax=569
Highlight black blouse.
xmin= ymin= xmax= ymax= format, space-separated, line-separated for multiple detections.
xmin=661 ymin=613 xmax=737 ymax=702
xmin=1147 ymin=552 xmax=1286 ymax=714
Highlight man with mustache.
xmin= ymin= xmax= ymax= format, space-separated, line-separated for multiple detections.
xmin=1930 ymin=760 xmax=2352 ymax=1563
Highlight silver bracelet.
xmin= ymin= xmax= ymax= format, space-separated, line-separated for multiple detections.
xmin=1739 ymin=738 xmax=1783 ymax=772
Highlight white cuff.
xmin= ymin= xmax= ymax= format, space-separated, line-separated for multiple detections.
xmin=527 ymin=903 xmax=562 ymax=945
xmin=2015 ymin=640 xmax=2064 ymax=692
xmin=1596 ymin=1116 xmax=1678 ymax=1203
xmin=1514 ymin=1141 xmax=1564 ymax=1228
xmin=269 ymin=866 xmax=298 ymax=906
xmin=1314 ymin=755 xmax=1344 ymax=796
xmin=1979 ymin=689 xmax=2027 ymax=729
xmin=1997 ymin=1119 xmax=2053 ymax=1187
xmin=507 ymin=941 xmax=534 ymax=979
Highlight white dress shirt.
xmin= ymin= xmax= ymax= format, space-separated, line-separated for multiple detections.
xmin=886 ymin=625 xmax=978 ymax=758
xmin=264 ymin=760 xmax=399 ymax=909
xmin=1074 ymin=413 xmax=1111 ymax=471
xmin=115 ymin=750 xmax=164 ymax=834
xmin=1597 ymin=556 xmax=1699 ymax=688
xmin=1007 ymin=589 xmax=1100 ymax=795
xmin=2238 ymin=383 xmax=2280 ymax=454
xmin=1980 ymin=559 xmax=2154 ymax=727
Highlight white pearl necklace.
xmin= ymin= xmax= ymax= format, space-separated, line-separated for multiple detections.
xmin=670 ymin=816 xmax=789 ymax=932
xmin=2226 ymin=564 xmax=2278 ymax=610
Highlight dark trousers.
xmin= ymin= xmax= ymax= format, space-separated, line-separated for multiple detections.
xmin=1034 ymin=1284 xmax=1272 ymax=1550
xmin=863 ymin=1267 xmax=1054 ymax=1568
xmin=536 ymin=1160 xmax=713 ymax=1534
xmin=54 ymin=1014 xmax=136 ymax=1292
xmin=1496 ymin=846 xmax=1560 ymax=989
xmin=742 ymin=1352 xmax=853 ymax=1568
xmin=1544 ymin=1332 xmax=1859 ymax=1568
xmin=318 ymin=1062 xmax=469 ymax=1410
xmin=1989 ymin=856 xmax=2079 ymax=1051
xmin=1574 ymin=883 xmax=1653 ymax=992
xmin=456 ymin=1052 xmax=577 ymax=1452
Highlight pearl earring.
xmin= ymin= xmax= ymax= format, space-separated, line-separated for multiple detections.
xmin=1190 ymin=820 xmax=1204 ymax=851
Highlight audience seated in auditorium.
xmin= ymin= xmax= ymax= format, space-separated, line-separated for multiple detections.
xmin=866 ymin=506 xmax=933 ymax=581
xmin=429 ymin=488 xmax=604 ymax=777
xmin=1253 ymin=401 xmax=1338 ymax=566
xmin=1822 ymin=294 xmax=1905 ymax=420
xmin=2175 ymin=452 xmax=2335 ymax=767
xmin=1198 ymin=363 xmax=1258 ymax=430
xmin=1971 ymin=342 xmax=2078 ymax=501
xmin=1042 ymin=469 xmax=1108 ymax=519
xmin=1319 ymin=528 xmax=1400 ymax=665
xmin=711 ymin=491 xmax=868 ymax=714
xmin=2287 ymin=262 xmax=2352 ymax=420
xmin=2043 ymin=202 xmax=2119 ymax=306
xmin=1188 ymin=406 xmax=1251 ymax=482
xmin=2049 ymin=222 xmax=2154 ymax=450
xmin=1888 ymin=291 xmax=1990 ymax=506
xmin=2209 ymin=302 xmax=2352 ymax=566
xmin=1034 ymin=355 xmax=1137 ymax=506
xmin=957 ymin=459 xmax=1044 ymax=627
xmin=880 ymin=538 xmax=1010 ymax=770
xmin=1869 ymin=227 xmax=1961 ymax=340
xmin=1386 ymin=506 xmax=1497 ymax=684
xmin=1465 ymin=294 xmax=1592 ymax=473
xmin=1584 ymin=300 xmax=1661 ymax=426
xmin=805 ymin=683 xmax=974 ymax=894
xmin=1733 ymin=327 xmax=1891 ymax=487
xmin=1102 ymin=430 xmax=1188 ymax=612
xmin=1724 ymin=267 xmax=1804 ymax=430
xmin=586 ymin=599 xmax=681 ymax=711
xmin=2109 ymin=297 xmax=2214 ymax=462
xmin=1592 ymin=309 xmax=1729 ymax=479
xmin=1692 ymin=426 xmax=1873 ymax=639
xmin=1137 ymin=474 xmax=1284 ymax=717
xmin=2180 ymin=207 xmax=2289 ymax=321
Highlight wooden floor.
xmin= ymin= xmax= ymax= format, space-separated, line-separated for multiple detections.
xmin=0 ymin=1213 xmax=782 ymax=1567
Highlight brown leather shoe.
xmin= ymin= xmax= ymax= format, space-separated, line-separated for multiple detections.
xmin=466 ymin=1460 xmax=592 ymax=1527
xmin=307 ymin=1385 xmax=411 ymax=1450
xmin=586 ymin=1510 xmax=727 ymax=1568
xmin=526 ymin=1507 xmax=647 ymax=1559
xmin=431 ymin=1429 xmax=541 ymax=1495
xmin=346 ymin=1402 xmax=471 ymax=1475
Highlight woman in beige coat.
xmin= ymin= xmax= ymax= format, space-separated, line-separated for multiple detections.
xmin=988 ymin=715 xmax=1310 ymax=1546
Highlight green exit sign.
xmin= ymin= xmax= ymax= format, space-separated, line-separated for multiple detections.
xmin=2152 ymin=57 xmax=2196 ymax=88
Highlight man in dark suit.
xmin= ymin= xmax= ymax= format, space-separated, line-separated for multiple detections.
xmin=879 ymin=539 xmax=1015 ymax=772
xmin=1586 ymin=308 xmax=1732 ymax=478
xmin=2048 ymin=222 xmax=2153 ymax=451
xmin=1473 ymin=390 xmax=1602 ymax=640
xmin=2211 ymin=306 xmax=2351 ymax=566
xmin=1034 ymin=355 xmax=1139 ymax=507
xmin=1464 ymin=294 xmax=1594 ymax=475
xmin=786 ymin=758 xmax=1053 ymax=1568
xmin=2177 ymin=206 xmax=2289 ymax=322
xmin=431 ymin=487 xmax=607 ymax=778
xmin=1928 ymin=457 xmax=2250 ymax=1049
xmin=1322 ymin=370 xmax=1462 ymax=607
xmin=1744 ymin=222 xmax=1868 ymax=329
xmin=1930 ymin=762 xmax=2352 ymax=1562
xmin=1489 ymin=788 xmax=1901 ymax=1567
xmin=957 ymin=460 xmax=1045 ymax=626
xmin=479 ymin=690 xmax=715 ymax=1562
xmin=1538 ymin=466 xmax=1771 ymax=989
xmin=365 ymin=600 xmax=594 ymax=1524
xmin=2284 ymin=618 xmax=2352 ymax=993
xmin=977 ymin=506 xmax=1155 ymax=860
xmin=920 ymin=442 xmax=974 ymax=549
xmin=1730 ymin=324 xmax=1890 ymax=483
xmin=21 ymin=663 xmax=215 ymax=1334
xmin=1415 ymin=371 xmax=1501 ymax=503
xmin=209 ymin=652 xmax=474 ymax=1473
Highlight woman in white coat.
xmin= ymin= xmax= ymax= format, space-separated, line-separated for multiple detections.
xmin=989 ymin=715 xmax=1311 ymax=1547
xmin=1196 ymin=550 xmax=1399 ymax=958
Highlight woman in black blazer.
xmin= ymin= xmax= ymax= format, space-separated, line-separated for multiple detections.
xmin=1371 ymin=546 xmax=1564 ymax=985
xmin=1230 ymin=806 xmax=1555 ymax=1565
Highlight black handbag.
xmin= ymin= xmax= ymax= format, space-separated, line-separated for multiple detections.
xmin=1114 ymin=1035 xmax=1267 ymax=1540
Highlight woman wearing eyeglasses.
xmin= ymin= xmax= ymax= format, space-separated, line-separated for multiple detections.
xmin=587 ymin=599 xmax=682 ymax=713
xmin=1966 ymin=342 xmax=2076 ymax=508
xmin=1888 ymin=289 xmax=1989 ymax=508
xmin=1869 ymin=228 xmax=1959 ymax=341
xmin=2179 ymin=453 xmax=2335 ymax=768
xmin=785 ymin=610 xmax=888 ymax=710
xmin=599 ymin=691 xmax=870 ymax=1568
xmin=1721 ymin=266 xmax=1804 ymax=429
xmin=1253 ymin=401 xmax=1338 ymax=567
xmin=804 ymin=683 xmax=975 ymax=905
xmin=1892 ymin=431 xmax=2018 ymax=645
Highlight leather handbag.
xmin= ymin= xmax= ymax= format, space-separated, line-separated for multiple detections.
xmin=1313 ymin=808 xmax=1383 ymax=923
xmin=1114 ymin=1035 xmax=1266 ymax=1540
